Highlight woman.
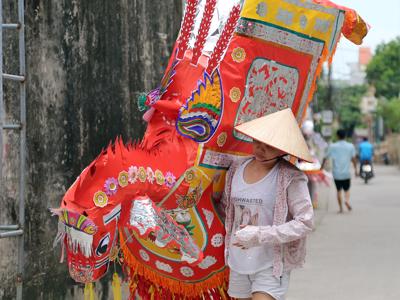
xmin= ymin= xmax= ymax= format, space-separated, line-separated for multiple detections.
xmin=223 ymin=109 xmax=314 ymax=300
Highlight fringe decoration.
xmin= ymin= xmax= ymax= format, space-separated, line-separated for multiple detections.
xmin=112 ymin=272 xmax=122 ymax=300
xmin=53 ymin=221 xmax=66 ymax=248
xmin=66 ymin=226 xmax=94 ymax=258
xmin=206 ymin=4 xmax=241 ymax=74
xmin=177 ymin=0 xmax=199 ymax=59
xmin=84 ymin=282 xmax=95 ymax=300
xmin=60 ymin=242 xmax=65 ymax=263
xmin=120 ymin=231 xmax=231 ymax=299
xmin=191 ymin=0 xmax=217 ymax=65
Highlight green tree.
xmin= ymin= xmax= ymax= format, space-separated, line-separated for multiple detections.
xmin=377 ymin=98 xmax=400 ymax=133
xmin=314 ymin=77 xmax=366 ymax=135
xmin=366 ymin=37 xmax=400 ymax=99
xmin=335 ymin=85 xmax=367 ymax=134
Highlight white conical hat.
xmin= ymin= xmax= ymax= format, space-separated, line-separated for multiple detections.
xmin=234 ymin=108 xmax=313 ymax=162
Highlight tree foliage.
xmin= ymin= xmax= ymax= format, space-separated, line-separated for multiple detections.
xmin=366 ymin=37 xmax=400 ymax=99
xmin=377 ymin=98 xmax=400 ymax=133
xmin=314 ymin=79 xmax=366 ymax=135
xmin=335 ymin=85 xmax=367 ymax=134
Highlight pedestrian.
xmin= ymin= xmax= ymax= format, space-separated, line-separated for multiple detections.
xmin=321 ymin=129 xmax=358 ymax=213
xmin=358 ymin=136 xmax=374 ymax=175
xmin=223 ymin=109 xmax=314 ymax=300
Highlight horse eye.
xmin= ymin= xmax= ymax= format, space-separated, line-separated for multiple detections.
xmin=96 ymin=234 xmax=110 ymax=256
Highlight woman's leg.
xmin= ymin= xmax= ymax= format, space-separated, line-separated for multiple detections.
xmin=252 ymin=292 xmax=276 ymax=300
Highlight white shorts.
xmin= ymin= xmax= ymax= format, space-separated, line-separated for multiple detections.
xmin=227 ymin=267 xmax=290 ymax=300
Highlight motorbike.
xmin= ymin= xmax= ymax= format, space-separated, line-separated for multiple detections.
xmin=360 ymin=160 xmax=373 ymax=184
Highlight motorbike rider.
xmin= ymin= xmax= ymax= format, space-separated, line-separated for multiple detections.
xmin=358 ymin=137 xmax=374 ymax=176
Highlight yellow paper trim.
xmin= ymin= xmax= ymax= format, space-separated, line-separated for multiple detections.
xmin=241 ymin=0 xmax=338 ymax=45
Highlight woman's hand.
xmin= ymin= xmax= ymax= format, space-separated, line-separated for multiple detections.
xmin=232 ymin=225 xmax=262 ymax=249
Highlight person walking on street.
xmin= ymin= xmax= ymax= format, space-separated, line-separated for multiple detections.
xmin=223 ymin=109 xmax=314 ymax=300
xmin=321 ymin=129 xmax=358 ymax=213
xmin=358 ymin=137 xmax=374 ymax=175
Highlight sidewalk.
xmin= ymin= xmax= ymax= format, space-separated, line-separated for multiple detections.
xmin=287 ymin=165 xmax=400 ymax=300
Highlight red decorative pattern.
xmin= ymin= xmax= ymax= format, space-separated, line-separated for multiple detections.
xmin=177 ymin=0 xmax=199 ymax=60
xmin=191 ymin=0 xmax=217 ymax=65
xmin=206 ymin=4 xmax=241 ymax=74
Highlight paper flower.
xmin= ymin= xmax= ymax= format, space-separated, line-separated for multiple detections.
xmin=147 ymin=167 xmax=155 ymax=184
xmin=229 ymin=87 xmax=241 ymax=103
xmin=231 ymin=47 xmax=246 ymax=63
xmin=118 ymin=171 xmax=129 ymax=187
xmin=165 ymin=171 xmax=176 ymax=188
xmin=128 ymin=166 xmax=138 ymax=184
xmin=104 ymin=178 xmax=118 ymax=196
xmin=184 ymin=170 xmax=195 ymax=183
xmin=217 ymin=132 xmax=227 ymax=147
xmin=138 ymin=167 xmax=147 ymax=183
xmin=155 ymin=170 xmax=165 ymax=185
xmin=93 ymin=191 xmax=109 ymax=207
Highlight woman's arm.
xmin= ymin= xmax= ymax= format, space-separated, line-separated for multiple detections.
xmin=233 ymin=176 xmax=314 ymax=248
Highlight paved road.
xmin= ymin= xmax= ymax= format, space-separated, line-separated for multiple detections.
xmin=287 ymin=165 xmax=400 ymax=300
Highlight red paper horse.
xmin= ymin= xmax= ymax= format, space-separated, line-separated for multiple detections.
xmin=52 ymin=0 xmax=367 ymax=299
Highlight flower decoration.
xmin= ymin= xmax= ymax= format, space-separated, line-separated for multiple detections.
xmin=231 ymin=47 xmax=246 ymax=63
xmin=147 ymin=167 xmax=155 ymax=184
xmin=184 ymin=170 xmax=195 ymax=183
xmin=118 ymin=171 xmax=129 ymax=187
xmin=198 ymin=256 xmax=217 ymax=269
xmin=138 ymin=167 xmax=147 ymax=183
xmin=217 ymin=132 xmax=227 ymax=147
xmin=156 ymin=260 xmax=173 ymax=273
xmin=229 ymin=87 xmax=241 ymax=103
xmin=155 ymin=170 xmax=165 ymax=185
xmin=139 ymin=249 xmax=150 ymax=262
xmin=93 ymin=191 xmax=109 ymax=207
xmin=104 ymin=178 xmax=118 ymax=196
xmin=128 ymin=166 xmax=138 ymax=184
xmin=211 ymin=233 xmax=223 ymax=247
xmin=180 ymin=266 xmax=194 ymax=277
xmin=164 ymin=171 xmax=176 ymax=188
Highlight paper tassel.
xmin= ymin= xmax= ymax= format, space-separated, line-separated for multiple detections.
xmin=84 ymin=282 xmax=95 ymax=300
xmin=112 ymin=272 xmax=122 ymax=300
xmin=148 ymin=285 xmax=155 ymax=300
xmin=218 ymin=285 xmax=227 ymax=300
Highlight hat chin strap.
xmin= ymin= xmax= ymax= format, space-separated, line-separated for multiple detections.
xmin=256 ymin=154 xmax=286 ymax=164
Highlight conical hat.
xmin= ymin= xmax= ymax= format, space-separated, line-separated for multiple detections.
xmin=234 ymin=109 xmax=313 ymax=162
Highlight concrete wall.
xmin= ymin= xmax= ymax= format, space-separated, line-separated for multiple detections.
xmin=0 ymin=1 xmax=182 ymax=299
